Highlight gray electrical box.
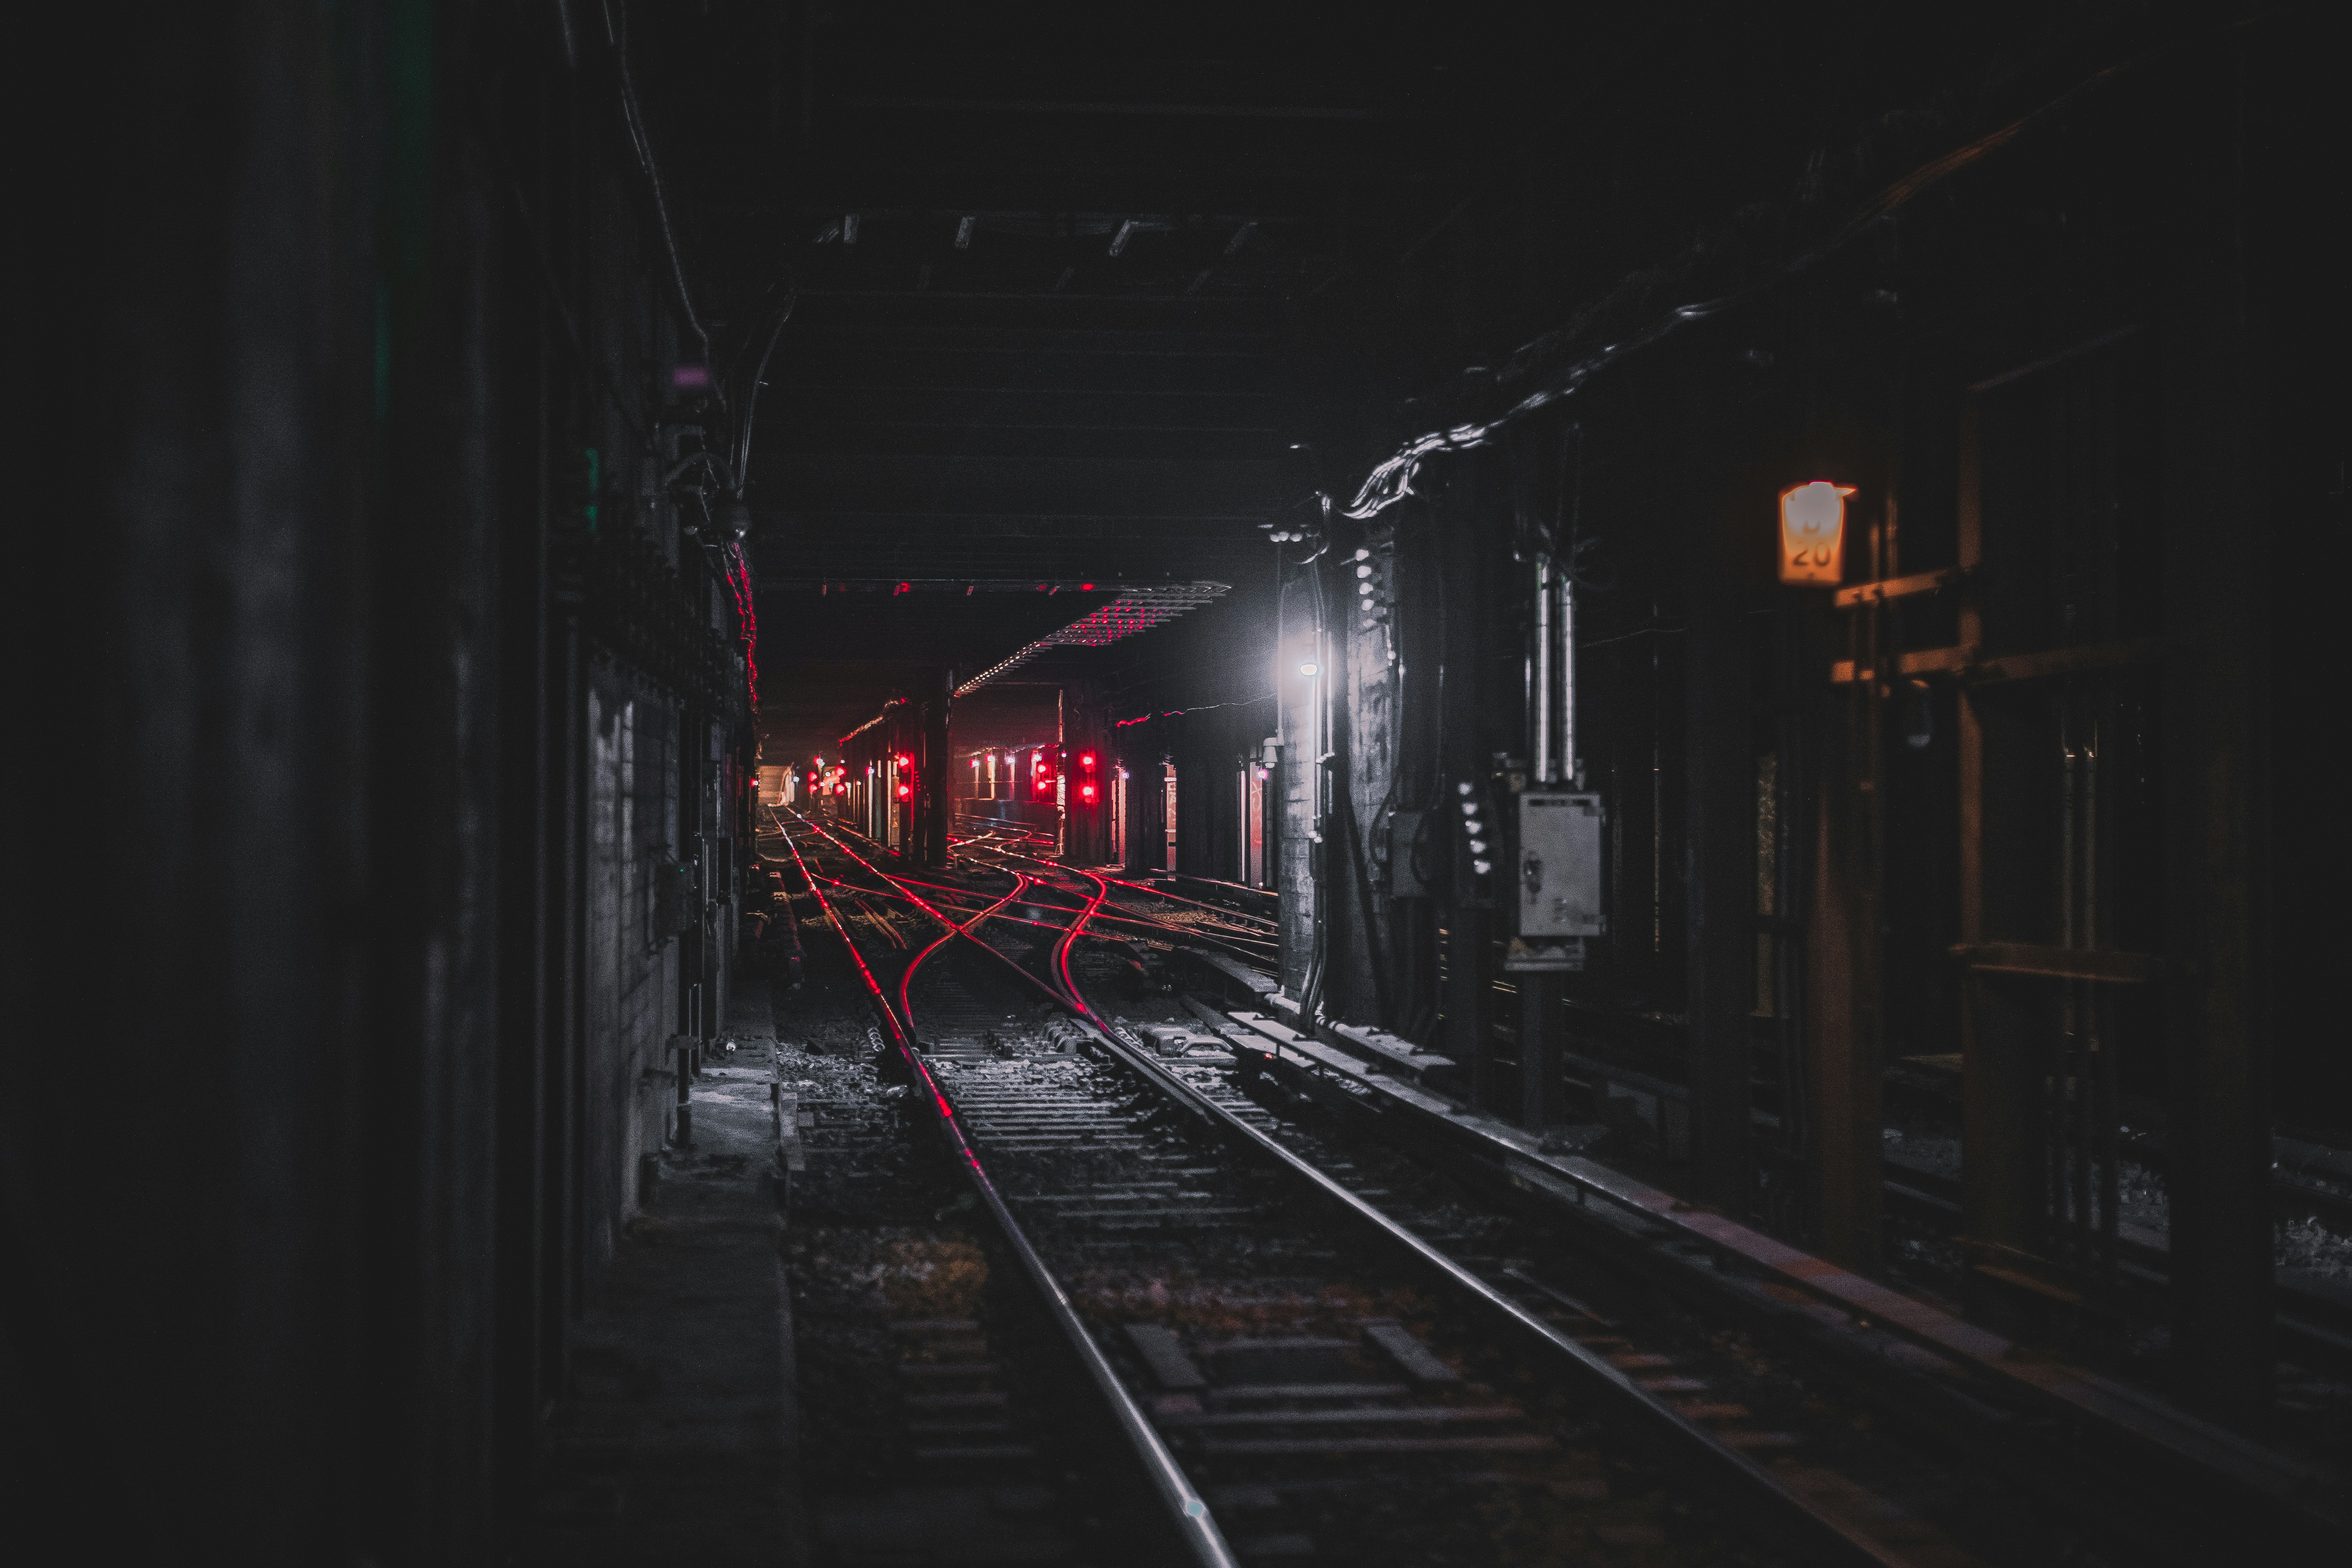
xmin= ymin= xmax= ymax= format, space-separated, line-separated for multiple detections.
xmin=1516 ymin=792 xmax=1605 ymax=938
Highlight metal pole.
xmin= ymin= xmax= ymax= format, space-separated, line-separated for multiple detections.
xmin=1533 ymin=558 xmax=1556 ymax=784
xmin=1558 ymin=569 xmax=1577 ymax=788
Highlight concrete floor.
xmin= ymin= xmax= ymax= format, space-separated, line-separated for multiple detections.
xmin=521 ymin=980 xmax=801 ymax=1566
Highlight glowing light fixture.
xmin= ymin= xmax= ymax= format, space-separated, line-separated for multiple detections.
xmin=1298 ymin=660 xmax=1320 ymax=678
xmin=1778 ymin=481 xmax=1855 ymax=586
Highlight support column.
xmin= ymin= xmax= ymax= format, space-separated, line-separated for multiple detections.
xmin=1128 ymin=739 xmax=1166 ymax=875
xmin=1518 ymin=971 xmax=1562 ymax=1129
xmin=1808 ymin=704 xmax=1882 ymax=1265
xmin=922 ymin=667 xmax=951 ymax=869
xmin=1685 ymin=525 xmax=1755 ymax=1211
xmin=1451 ymin=907 xmax=1498 ymax=1112
xmin=1062 ymin=680 xmax=1110 ymax=864
xmin=2162 ymin=150 xmax=2272 ymax=1417
xmin=1956 ymin=404 xmax=2041 ymax=1268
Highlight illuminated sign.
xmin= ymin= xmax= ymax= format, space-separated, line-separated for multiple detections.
xmin=1779 ymin=481 xmax=1853 ymax=586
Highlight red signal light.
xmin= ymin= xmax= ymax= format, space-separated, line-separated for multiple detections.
xmin=1080 ymin=753 xmax=1096 ymax=767
xmin=897 ymin=784 xmax=911 ymax=799
xmin=1081 ymin=785 xmax=1097 ymax=800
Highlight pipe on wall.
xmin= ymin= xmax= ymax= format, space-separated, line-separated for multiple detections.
xmin=1533 ymin=557 xmax=1556 ymax=785
xmin=1531 ymin=556 xmax=1575 ymax=787
xmin=1559 ymin=566 xmax=1577 ymax=788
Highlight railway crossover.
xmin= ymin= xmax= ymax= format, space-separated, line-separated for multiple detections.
xmin=768 ymin=808 xmax=2342 ymax=1567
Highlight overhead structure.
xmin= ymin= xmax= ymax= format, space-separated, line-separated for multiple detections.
xmin=955 ymin=582 xmax=1229 ymax=695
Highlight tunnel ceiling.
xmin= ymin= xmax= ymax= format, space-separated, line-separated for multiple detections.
xmin=625 ymin=1 xmax=2089 ymax=760
xmin=650 ymin=1 xmax=1499 ymax=757
xmin=713 ymin=9 xmax=1494 ymax=598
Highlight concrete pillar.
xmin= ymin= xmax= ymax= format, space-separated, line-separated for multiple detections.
xmin=1685 ymin=520 xmax=1756 ymax=1212
xmin=1518 ymin=970 xmax=1562 ymax=1129
xmin=2161 ymin=148 xmax=2272 ymax=1418
xmin=922 ymin=667 xmax=952 ymax=868
xmin=1809 ymin=701 xmax=1884 ymax=1267
xmin=1061 ymin=680 xmax=1111 ymax=864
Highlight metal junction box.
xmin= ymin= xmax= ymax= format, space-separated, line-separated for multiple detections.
xmin=1516 ymin=792 xmax=1605 ymax=938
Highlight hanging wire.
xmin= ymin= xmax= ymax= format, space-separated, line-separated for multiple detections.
xmin=733 ymin=292 xmax=797 ymax=495
xmin=603 ymin=0 xmax=722 ymax=408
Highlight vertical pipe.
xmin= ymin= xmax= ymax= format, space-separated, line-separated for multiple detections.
xmin=1533 ymin=557 xmax=1555 ymax=785
xmin=2088 ymin=724 xmax=2116 ymax=1261
xmin=1687 ymin=521 xmax=1759 ymax=1215
xmin=1558 ymin=570 xmax=1577 ymax=788
xmin=2060 ymin=717 xmax=2079 ymax=1243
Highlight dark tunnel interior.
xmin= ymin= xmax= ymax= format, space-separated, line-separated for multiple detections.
xmin=10 ymin=2 xmax=2348 ymax=1562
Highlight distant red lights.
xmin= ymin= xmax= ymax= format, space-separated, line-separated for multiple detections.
xmin=897 ymin=784 xmax=911 ymax=799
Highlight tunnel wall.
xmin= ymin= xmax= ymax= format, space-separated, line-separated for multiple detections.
xmin=13 ymin=6 xmax=758 ymax=1559
xmin=1224 ymin=11 xmax=2343 ymax=1422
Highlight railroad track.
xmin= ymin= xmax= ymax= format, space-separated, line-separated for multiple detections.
xmin=770 ymin=809 xmax=2344 ymax=1567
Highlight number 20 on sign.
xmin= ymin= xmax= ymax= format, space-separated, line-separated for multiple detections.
xmin=1779 ymin=481 xmax=1855 ymax=586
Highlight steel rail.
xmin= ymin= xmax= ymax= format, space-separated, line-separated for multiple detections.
xmin=953 ymin=841 xmax=1281 ymax=959
xmin=795 ymin=841 xmax=1094 ymax=1023
xmin=789 ymin=814 xmax=1089 ymax=1006
xmin=899 ymin=872 xmax=1030 ymax=1038
xmin=775 ymin=817 xmax=1239 ymax=1568
xmin=1050 ymin=866 xmax=1114 ymax=1025
xmin=797 ymin=821 xmax=1910 ymax=1561
xmin=786 ymin=813 xmax=2340 ymax=1561
xmin=807 ymin=875 xmax=1280 ymax=988
xmin=1047 ymin=951 xmax=1911 ymax=1566
xmin=960 ymin=841 xmax=1281 ymax=931
xmin=825 ymin=863 xmax=1277 ymax=951
xmin=810 ymin=819 xmax=1276 ymax=974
